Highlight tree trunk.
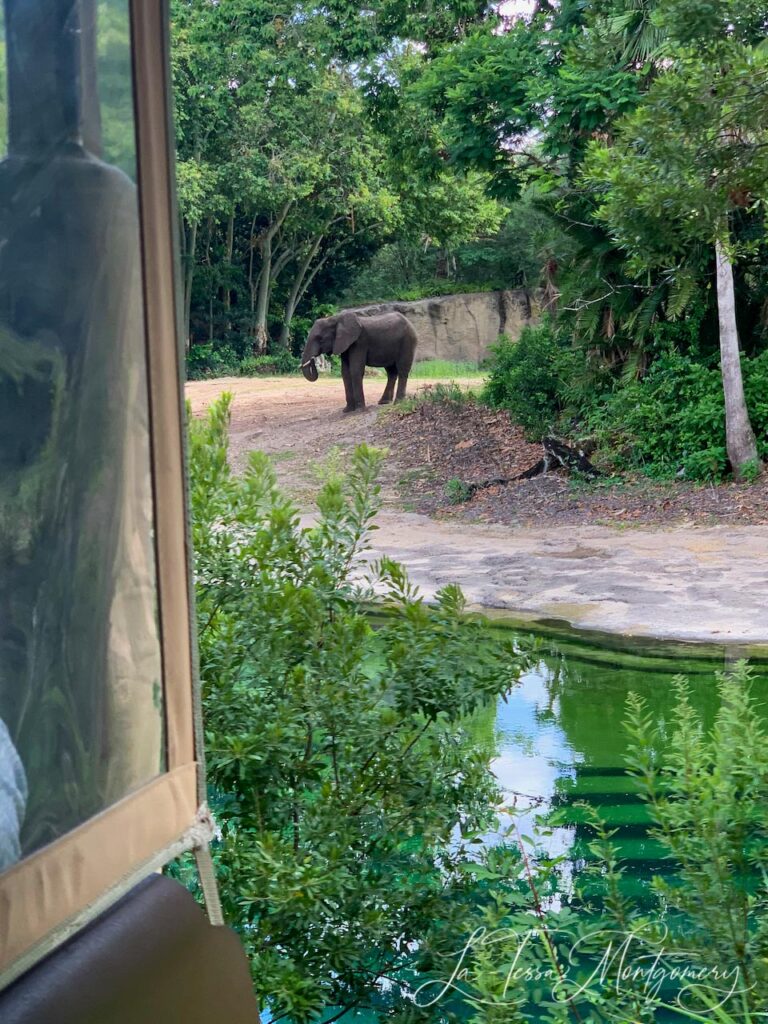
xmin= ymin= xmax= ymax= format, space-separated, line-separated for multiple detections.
xmin=224 ymin=211 xmax=234 ymax=320
xmin=279 ymin=233 xmax=325 ymax=348
xmin=183 ymin=218 xmax=198 ymax=352
xmin=254 ymin=231 xmax=272 ymax=355
xmin=251 ymin=202 xmax=293 ymax=355
xmin=278 ymin=296 xmax=298 ymax=350
xmin=715 ymin=238 xmax=758 ymax=478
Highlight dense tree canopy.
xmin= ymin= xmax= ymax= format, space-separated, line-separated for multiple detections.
xmin=170 ymin=0 xmax=508 ymax=363
xmin=173 ymin=0 xmax=768 ymax=478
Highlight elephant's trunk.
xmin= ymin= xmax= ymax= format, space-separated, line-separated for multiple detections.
xmin=301 ymin=339 xmax=319 ymax=382
xmin=301 ymin=358 xmax=318 ymax=382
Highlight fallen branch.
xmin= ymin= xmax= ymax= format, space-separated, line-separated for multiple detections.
xmin=523 ymin=436 xmax=600 ymax=480
xmin=452 ymin=436 xmax=600 ymax=501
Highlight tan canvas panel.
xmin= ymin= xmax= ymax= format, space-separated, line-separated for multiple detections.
xmin=0 ymin=763 xmax=198 ymax=972
xmin=131 ymin=0 xmax=198 ymax=778
xmin=0 ymin=0 xmax=204 ymax=985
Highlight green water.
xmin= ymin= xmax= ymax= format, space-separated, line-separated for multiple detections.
xmin=311 ymin=623 xmax=768 ymax=1024
xmin=489 ymin=622 xmax=768 ymax=902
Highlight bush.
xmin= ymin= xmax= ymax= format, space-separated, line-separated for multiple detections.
xmin=238 ymin=349 xmax=300 ymax=376
xmin=186 ymin=342 xmax=241 ymax=380
xmin=397 ymin=380 xmax=474 ymax=414
xmin=590 ymin=350 xmax=768 ymax=480
xmin=445 ymin=478 xmax=474 ymax=504
xmin=481 ymin=322 xmax=575 ymax=438
xmin=187 ymin=396 xmax=525 ymax=1022
xmin=187 ymin=345 xmax=300 ymax=379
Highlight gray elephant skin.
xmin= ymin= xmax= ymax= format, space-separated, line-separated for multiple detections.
xmin=301 ymin=311 xmax=418 ymax=412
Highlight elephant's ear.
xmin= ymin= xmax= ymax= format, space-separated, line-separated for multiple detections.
xmin=333 ymin=312 xmax=361 ymax=354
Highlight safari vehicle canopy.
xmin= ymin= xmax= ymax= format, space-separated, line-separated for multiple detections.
xmin=0 ymin=2 xmax=255 ymax=1020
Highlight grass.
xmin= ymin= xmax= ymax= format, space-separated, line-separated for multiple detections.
xmin=392 ymin=380 xmax=479 ymax=416
xmin=409 ymin=359 xmax=484 ymax=379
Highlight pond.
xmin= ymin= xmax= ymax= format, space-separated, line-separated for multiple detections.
xmin=312 ymin=619 xmax=768 ymax=1024
xmin=488 ymin=621 xmax=768 ymax=902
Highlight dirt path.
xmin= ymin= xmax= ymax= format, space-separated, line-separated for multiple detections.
xmin=186 ymin=376 xmax=768 ymax=643
xmin=186 ymin=376 xmax=379 ymax=483
xmin=186 ymin=374 xmax=482 ymax=505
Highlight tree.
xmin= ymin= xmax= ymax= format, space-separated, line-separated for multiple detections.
xmin=380 ymin=5 xmax=674 ymax=363
xmin=171 ymin=0 xmax=401 ymax=355
xmin=583 ymin=24 xmax=768 ymax=475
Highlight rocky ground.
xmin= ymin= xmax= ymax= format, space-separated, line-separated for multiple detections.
xmin=185 ymin=374 xmax=768 ymax=642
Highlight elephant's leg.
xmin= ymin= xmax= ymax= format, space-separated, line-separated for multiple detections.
xmin=395 ymin=357 xmax=414 ymax=402
xmin=379 ymin=365 xmax=397 ymax=405
xmin=341 ymin=354 xmax=355 ymax=412
xmin=348 ymin=346 xmax=367 ymax=411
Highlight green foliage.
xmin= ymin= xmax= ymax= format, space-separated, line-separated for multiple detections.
xmin=584 ymin=41 xmax=768 ymax=266
xmin=444 ymin=478 xmax=474 ymax=505
xmin=348 ymin=276 xmax=505 ymax=303
xmin=187 ymin=345 xmax=300 ymax=380
xmin=238 ymin=350 xmax=301 ymax=377
xmin=482 ymin=324 xmax=575 ymax=439
xmin=409 ymin=360 xmax=481 ymax=379
xmin=397 ymin=380 xmax=474 ymax=415
xmin=173 ymin=0 xmax=401 ymax=358
xmin=739 ymin=457 xmax=762 ymax=484
xmin=186 ymin=343 xmax=240 ymax=380
xmin=342 ymin=191 xmax=569 ymax=307
xmin=187 ymin=395 xmax=525 ymax=1020
xmin=479 ymin=319 xmax=768 ymax=478
xmin=621 ymin=663 xmax=768 ymax=1015
xmin=589 ymin=350 xmax=768 ymax=479
xmin=590 ymin=352 xmax=728 ymax=479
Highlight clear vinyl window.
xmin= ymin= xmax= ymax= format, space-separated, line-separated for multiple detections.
xmin=0 ymin=0 xmax=164 ymax=870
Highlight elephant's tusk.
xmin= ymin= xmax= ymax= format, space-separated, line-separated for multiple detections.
xmin=301 ymin=359 xmax=316 ymax=368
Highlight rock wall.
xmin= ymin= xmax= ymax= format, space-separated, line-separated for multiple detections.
xmin=347 ymin=289 xmax=538 ymax=364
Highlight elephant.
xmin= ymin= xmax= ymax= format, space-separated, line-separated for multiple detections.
xmin=301 ymin=310 xmax=418 ymax=412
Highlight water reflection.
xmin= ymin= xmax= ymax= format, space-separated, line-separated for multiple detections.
xmin=488 ymin=627 xmax=768 ymax=892
xmin=491 ymin=661 xmax=577 ymax=860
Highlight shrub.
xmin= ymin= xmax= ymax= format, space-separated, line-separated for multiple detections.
xmin=590 ymin=350 xmax=768 ymax=480
xmin=238 ymin=349 xmax=300 ymax=376
xmin=187 ymin=345 xmax=301 ymax=379
xmin=396 ymin=380 xmax=474 ymax=415
xmin=481 ymin=322 xmax=575 ymax=439
xmin=186 ymin=342 xmax=241 ymax=380
xmin=187 ymin=396 xmax=525 ymax=1022
xmin=445 ymin=478 xmax=474 ymax=504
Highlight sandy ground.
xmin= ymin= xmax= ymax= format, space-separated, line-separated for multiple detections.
xmin=186 ymin=376 xmax=768 ymax=644
xmin=187 ymin=375 xmax=409 ymax=501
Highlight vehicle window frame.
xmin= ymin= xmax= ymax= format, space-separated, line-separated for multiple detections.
xmin=0 ymin=0 xmax=201 ymax=987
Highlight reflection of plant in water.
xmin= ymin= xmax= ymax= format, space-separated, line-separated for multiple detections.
xmin=621 ymin=664 xmax=768 ymax=1016
xmin=414 ymin=663 xmax=768 ymax=1022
